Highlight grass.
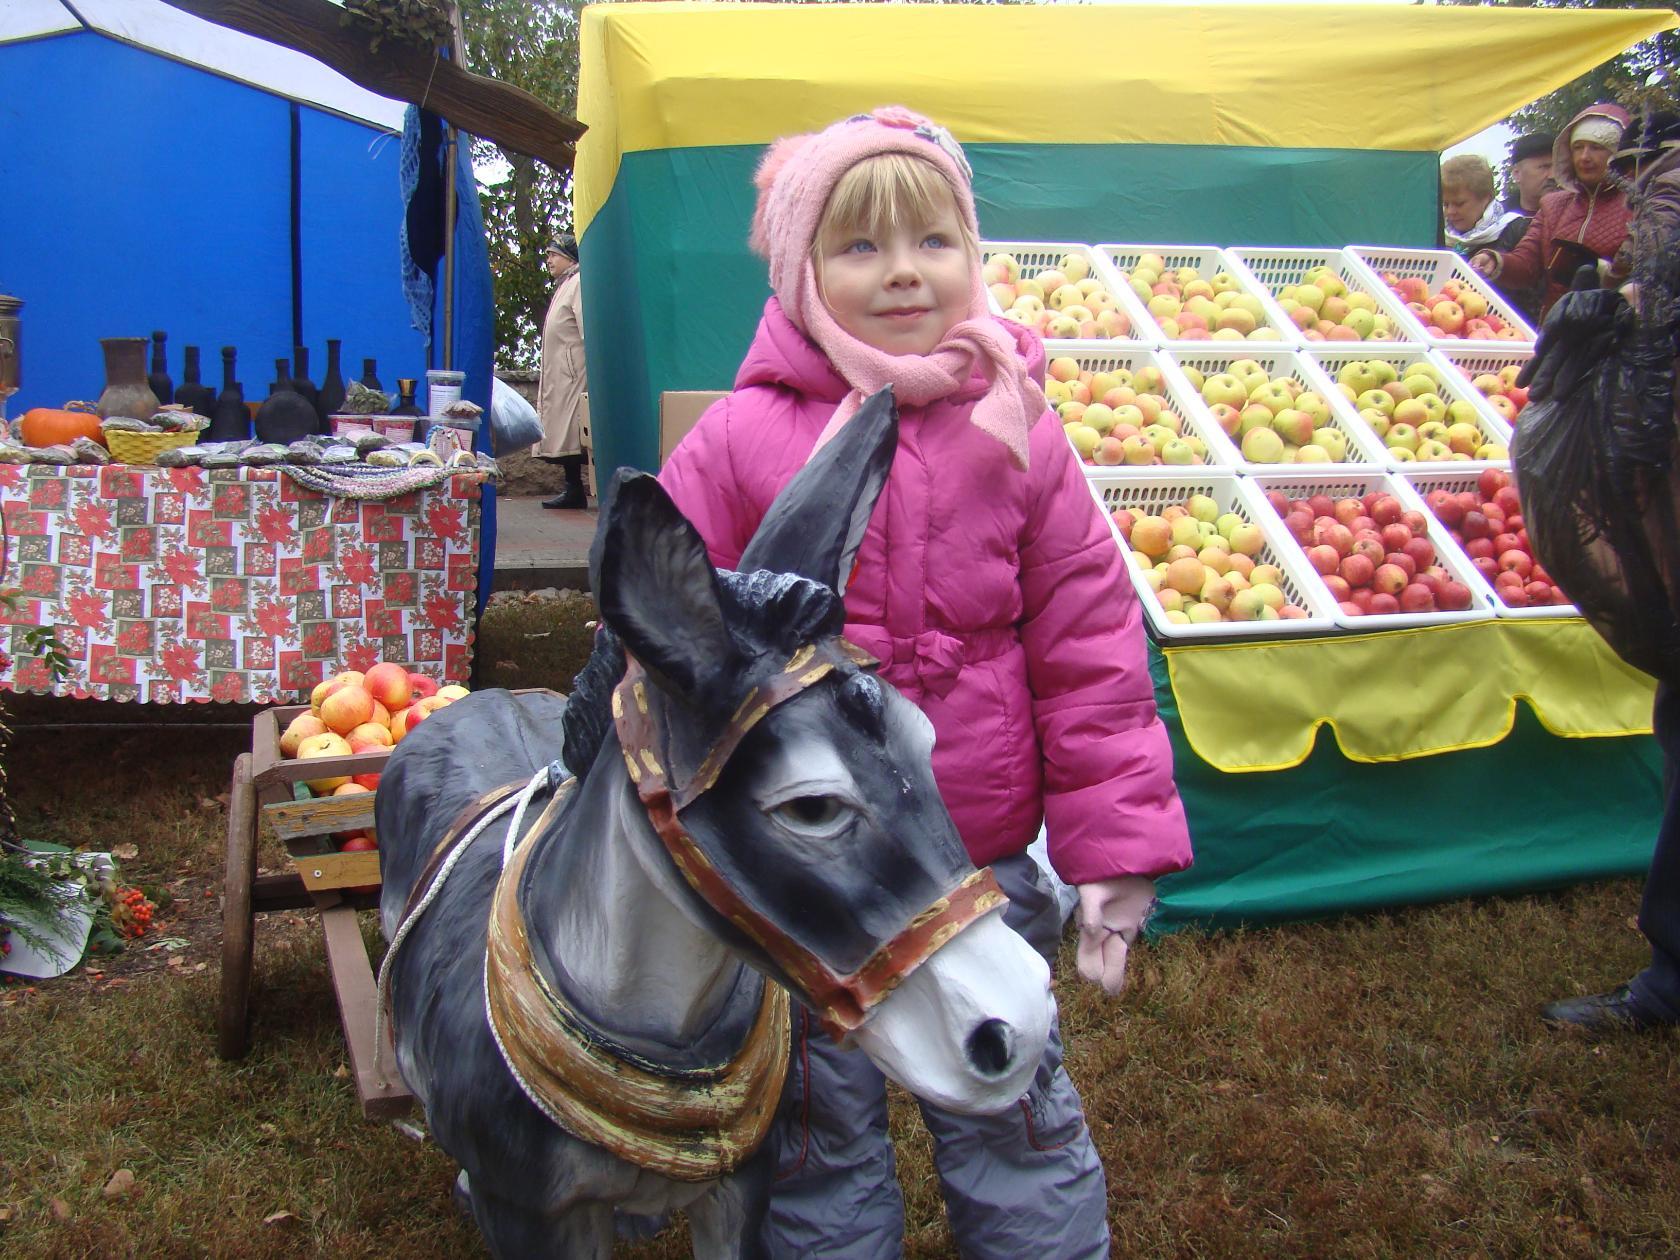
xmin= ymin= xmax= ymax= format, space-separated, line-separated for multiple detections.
xmin=3 ymin=709 xmax=1677 ymax=1257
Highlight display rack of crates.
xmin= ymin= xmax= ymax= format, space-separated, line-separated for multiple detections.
xmin=1244 ymin=469 xmax=1498 ymax=632
xmin=1049 ymin=344 xmax=1235 ymax=475
xmin=979 ymin=239 xmax=1158 ymax=349
xmin=1392 ymin=467 xmax=1579 ymax=620
xmin=1425 ymin=345 xmax=1535 ymax=436
xmin=1095 ymin=243 xmax=1295 ymax=347
xmin=1222 ymin=246 xmax=1419 ymax=350
xmin=1302 ymin=343 xmax=1513 ymax=472
xmin=1159 ymin=344 xmax=1388 ymax=473
xmin=1346 ymin=245 xmax=1537 ymax=351
xmin=1086 ymin=468 xmax=1339 ymax=641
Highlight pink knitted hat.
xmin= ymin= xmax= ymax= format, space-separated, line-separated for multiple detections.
xmin=750 ymin=107 xmax=1041 ymax=470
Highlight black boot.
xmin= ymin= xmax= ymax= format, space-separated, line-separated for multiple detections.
xmin=1541 ymin=984 xmax=1673 ymax=1033
xmin=542 ymin=454 xmax=588 ymax=510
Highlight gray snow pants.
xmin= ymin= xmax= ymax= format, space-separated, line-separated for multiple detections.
xmin=761 ymin=852 xmax=1111 ymax=1259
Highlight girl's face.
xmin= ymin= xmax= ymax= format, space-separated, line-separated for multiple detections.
xmin=1571 ymin=139 xmax=1611 ymax=188
xmin=816 ymin=187 xmax=973 ymax=357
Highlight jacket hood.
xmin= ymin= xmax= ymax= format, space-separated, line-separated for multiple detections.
xmin=1554 ymin=103 xmax=1633 ymax=194
xmin=734 ymin=297 xmax=1047 ymax=404
xmin=1634 ymin=142 xmax=1680 ymax=194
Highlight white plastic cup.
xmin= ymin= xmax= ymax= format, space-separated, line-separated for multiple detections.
xmin=426 ymin=369 xmax=466 ymax=417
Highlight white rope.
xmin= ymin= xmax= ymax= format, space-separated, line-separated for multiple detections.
xmin=374 ymin=763 xmax=563 ymax=1082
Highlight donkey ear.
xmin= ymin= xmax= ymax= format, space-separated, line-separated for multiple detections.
xmin=590 ymin=470 xmax=740 ymax=702
xmin=737 ymin=386 xmax=898 ymax=595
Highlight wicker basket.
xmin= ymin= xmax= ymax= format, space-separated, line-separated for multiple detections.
xmin=103 ymin=428 xmax=199 ymax=464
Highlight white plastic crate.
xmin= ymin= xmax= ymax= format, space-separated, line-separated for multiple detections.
xmin=1346 ymin=245 xmax=1537 ymax=350
xmin=1426 ymin=346 xmax=1535 ymax=434
xmin=1222 ymin=246 xmax=1418 ymax=349
xmin=1086 ymin=468 xmax=1338 ymax=641
xmin=1046 ymin=344 xmax=1234 ymax=475
xmin=1392 ymin=467 xmax=1579 ymax=620
xmin=1244 ymin=469 xmax=1497 ymax=632
xmin=979 ymin=240 xmax=1156 ymax=347
xmin=1302 ymin=344 xmax=1513 ymax=472
xmin=1095 ymin=243 xmax=1294 ymax=347
xmin=1158 ymin=345 xmax=1388 ymax=473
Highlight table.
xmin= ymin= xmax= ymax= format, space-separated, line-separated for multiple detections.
xmin=1148 ymin=618 xmax=1664 ymax=932
xmin=0 ymin=463 xmax=484 ymax=703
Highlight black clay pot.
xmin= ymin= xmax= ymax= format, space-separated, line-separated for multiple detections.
xmin=256 ymin=357 xmax=318 ymax=445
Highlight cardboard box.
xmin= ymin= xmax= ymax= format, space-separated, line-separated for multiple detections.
xmin=660 ymin=391 xmax=728 ymax=466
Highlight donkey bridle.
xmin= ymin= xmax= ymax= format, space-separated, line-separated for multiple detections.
xmin=611 ymin=638 xmax=1007 ymax=1039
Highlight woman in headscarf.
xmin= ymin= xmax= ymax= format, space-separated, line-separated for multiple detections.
xmin=1470 ymin=103 xmax=1634 ymax=321
xmin=532 ymin=234 xmax=589 ymax=510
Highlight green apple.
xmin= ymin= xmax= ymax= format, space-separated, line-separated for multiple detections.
xmin=1416 ymin=393 xmax=1448 ymax=425
xmin=1215 ymin=512 xmax=1244 ymax=540
xmin=1415 ymin=438 xmax=1453 ymax=462
xmin=1416 ymin=420 xmax=1450 ymax=444
xmin=1384 ymin=423 xmax=1419 ymax=452
xmin=1082 ymin=402 xmax=1117 ymax=435
xmin=1200 ymin=373 xmax=1249 ymax=408
xmin=1121 ymin=435 xmax=1155 ymax=466
xmin=1238 ymin=404 xmax=1275 ymax=436
xmin=1241 ymin=427 xmax=1287 ymax=463
xmin=1295 ymin=283 xmax=1326 ymax=312
xmin=1187 ymin=493 xmax=1220 ymax=523
xmin=1311 ymin=427 xmax=1348 ymax=461
xmin=1359 ymin=408 xmax=1392 ymax=439
xmin=1160 ymin=438 xmax=1195 ymax=466
xmin=1178 ymin=364 xmax=1206 ymax=393
xmin=1294 ymin=392 xmax=1331 ymax=425
xmin=1366 ymin=359 xmax=1399 ymax=385
xmin=1249 ymin=382 xmax=1295 ymax=415
xmin=1295 ymin=444 xmax=1332 ymax=464
xmin=1064 ymin=423 xmax=1101 ymax=459
xmin=1228 ymin=359 xmax=1270 ymax=394
xmin=1400 ymin=374 xmax=1438 ymax=401
xmin=1356 ymin=389 xmax=1396 ymax=417
xmin=1341 ymin=308 xmax=1377 ymax=339
xmin=1270 ymin=408 xmax=1316 ymax=447
xmin=1338 ymin=361 xmax=1380 ymax=396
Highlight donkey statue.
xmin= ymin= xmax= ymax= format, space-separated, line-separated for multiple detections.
xmin=373 ymin=388 xmax=1053 ymax=1259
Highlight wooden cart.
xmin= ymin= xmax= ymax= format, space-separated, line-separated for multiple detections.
xmin=217 ymin=704 xmax=413 ymax=1120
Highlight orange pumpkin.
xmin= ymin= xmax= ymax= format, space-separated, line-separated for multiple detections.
xmin=19 ymin=406 xmax=106 ymax=448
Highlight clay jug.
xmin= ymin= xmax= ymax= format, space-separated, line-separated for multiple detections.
xmin=318 ymin=338 xmax=347 ymax=424
xmin=173 ymin=346 xmax=216 ymax=418
xmin=96 ymin=337 xmax=162 ymax=421
xmin=290 ymin=345 xmax=323 ymax=431
xmin=147 ymin=331 xmax=173 ymax=411
xmin=205 ymin=346 xmax=251 ymax=442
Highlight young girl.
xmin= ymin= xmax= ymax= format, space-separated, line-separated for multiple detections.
xmin=660 ymin=106 xmax=1192 ymax=1258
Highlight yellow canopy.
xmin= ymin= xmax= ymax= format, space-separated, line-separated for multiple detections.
xmin=577 ymin=0 xmax=1676 ymax=235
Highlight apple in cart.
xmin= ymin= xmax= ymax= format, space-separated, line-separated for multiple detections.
xmin=279 ymin=713 xmax=328 ymax=758
xmin=297 ymin=732 xmax=355 ymax=793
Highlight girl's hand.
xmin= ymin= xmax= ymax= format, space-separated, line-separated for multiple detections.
xmin=1469 ymin=251 xmax=1498 ymax=278
xmin=1074 ymin=876 xmax=1156 ymax=995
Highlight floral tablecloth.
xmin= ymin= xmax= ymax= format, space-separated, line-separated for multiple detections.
xmin=0 ymin=464 xmax=483 ymax=704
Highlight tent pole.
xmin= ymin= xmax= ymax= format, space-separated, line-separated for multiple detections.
xmin=441 ymin=12 xmax=467 ymax=372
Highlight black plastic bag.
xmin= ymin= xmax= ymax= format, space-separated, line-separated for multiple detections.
xmin=1512 ymin=257 xmax=1680 ymax=684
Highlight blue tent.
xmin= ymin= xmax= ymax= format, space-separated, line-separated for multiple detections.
xmin=0 ymin=0 xmax=498 ymax=609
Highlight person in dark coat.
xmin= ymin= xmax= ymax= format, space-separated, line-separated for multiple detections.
xmin=1541 ymin=109 xmax=1680 ymax=1036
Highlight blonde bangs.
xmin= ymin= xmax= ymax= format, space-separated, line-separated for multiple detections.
xmin=815 ymin=154 xmax=975 ymax=255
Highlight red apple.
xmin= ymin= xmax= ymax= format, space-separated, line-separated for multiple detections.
xmin=407 ymin=673 xmax=440 ymax=700
xmin=1479 ymin=468 xmax=1509 ymax=499
xmin=1471 ymin=555 xmax=1499 ymax=581
xmin=1384 ymin=552 xmax=1418 ymax=581
xmin=1307 ymin=495 xmax=1336 ymax=519
xmin=1371 ymin=496 xmax=1405 ymax=528
xmin=1338 ymin=600 xmax=1365 ymax=618
xmin=1380 ymin=523 xmax=1412 ymax=553
xmin=1307 ymin=544 xmax=1341 ymax=575
xmin=1265 ymin=490 xmax=1289 ymax=517
xmin=1438 ymin=581 xmax=1472 ymax=611
xmin=1369 ymin=593 xmax=1401 ymax=615
xmin=1403 ymin=537 xmax=1436 ymax=569
xmin=1334 ymin=498 xmax=1364 ymax=527
xmin=1399 ymin=583 xmax=1436 ymax=613
xmin=1352 ymin=538 xmax=1386 ymax=566
xmin=1323 ymin=575 xmax=1353 ymax=602
xmin=363 ymin=661 xmax=413 ymax=713
xmin=1461 ymin=511 xmax=1490 ymax=540
xmin=1498 ymin=550 xmax=1533 ymax=577
xmin=1373 ymin=563 xmax=1408 ymax=597
xmin=1340 ymin=554 xmax=1375 ymax=588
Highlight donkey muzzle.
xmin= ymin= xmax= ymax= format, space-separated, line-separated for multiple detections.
xmin=848 ymin=906 xmax=1052 ymax=1116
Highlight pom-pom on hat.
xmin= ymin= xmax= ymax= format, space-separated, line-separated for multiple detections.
xmin=749 ymin=107 xmax=1040 ymax=471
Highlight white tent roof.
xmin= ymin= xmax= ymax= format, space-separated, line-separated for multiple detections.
xmin=1 ymin=0 xmax=407 ymax=132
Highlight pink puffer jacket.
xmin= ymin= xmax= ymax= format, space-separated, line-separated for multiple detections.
xmin=660 ymin=299 xmax=1192 ymax=886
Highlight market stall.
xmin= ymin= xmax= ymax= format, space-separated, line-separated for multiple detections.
xmin=0 ymin=0 xmax=502 ymax=617
xmin=573 ymin=0 xmax=1677 ymax=479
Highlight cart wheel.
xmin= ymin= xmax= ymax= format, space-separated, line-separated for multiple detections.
xmin=217 ymin=753 xmax=258 ymax=1059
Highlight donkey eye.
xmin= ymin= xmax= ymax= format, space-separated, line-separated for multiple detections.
xmin=770 ymin=794 xmax=850 ymax=835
